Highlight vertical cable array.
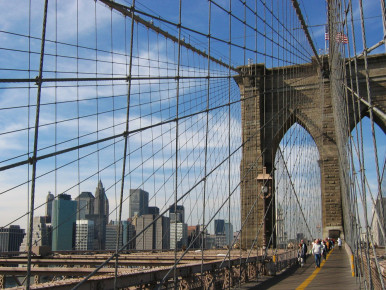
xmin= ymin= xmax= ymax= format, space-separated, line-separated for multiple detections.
xmin=328 ymin=0 xmax=385 ymax=288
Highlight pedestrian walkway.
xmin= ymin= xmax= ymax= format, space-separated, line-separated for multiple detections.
xmin=242 ymin=247 xmax=361 ymax=289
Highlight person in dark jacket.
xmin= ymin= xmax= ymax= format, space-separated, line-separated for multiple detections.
xmin=300 ymin=239 xmax=308 ymax=264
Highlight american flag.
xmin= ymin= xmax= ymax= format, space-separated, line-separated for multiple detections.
xmin=325 ymin=25 xmax=348 ymax=44
xmin=335 ymin=32 xmax=349 ymax=44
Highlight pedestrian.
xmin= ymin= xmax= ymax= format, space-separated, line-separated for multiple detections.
xmin=321 ymin=240 xmax=327 ymax=260
xmin=300 ymin=239 xmax=307 ymax=266
xmin=338 ymin=237 xmax=342 ymax=250
xmin=312 ymin=239 xmax=322 ymax=268
xmin=325 ymin=239 xmax=329 ymax=253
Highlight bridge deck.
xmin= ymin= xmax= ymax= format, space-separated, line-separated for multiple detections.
xmin=243 ymin=247 xmax=360 ymax=289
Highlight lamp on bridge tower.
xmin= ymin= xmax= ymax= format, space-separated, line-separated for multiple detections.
xmin=256 ymin=167 xmax=272 ymax=199
xmin=256 ymin=166 xmax=273 ymax=248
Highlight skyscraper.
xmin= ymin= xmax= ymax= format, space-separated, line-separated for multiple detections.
xmin=169 ymin=204 xmax=185 ymax=223
xmin=75 ymin=191 xmax=95 ymax=220
xmin=94 ymin=180 xmax=109 ymax=222
xmin=170 ymin=222 xmax=188 ymax=250
xmin=169 ymin=204 xmax=187 ymax=250
xmin=105 ymin=222 xmax=123 ymax=250
xmin=112 ymin=220 xmax=135 ymax=250
xmin=214 ymin=219 xmax=225 ymax=235
xmin=75 ymin=220 xmax=94 ymax=250
xmin=0 ymin=225 xmax=25 ymax=252
xmin=45 ymin=192 xmax=54 ymax=221
xmin=129 ymin=189 xmax=149 ymax=218
xmin=73 ymin=181 xmax=110 ymax=250
xmin=20 ymin=216 xmax=51 ymax=252
xmin=51 ymin=194 xmax=77 ymax=251
xmin=135 ymin=214 xmax=170 ymax=250
xmin=224 ymin=222 xmax=234 ymax=246
xmin=90 ymin=180 xmax=109 ymax=250
xmin=148 ymin=206 xmax=160 ymax=215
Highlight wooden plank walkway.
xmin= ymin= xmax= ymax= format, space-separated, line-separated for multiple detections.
xmin=240 ymin=246 xmax=361 ymax=289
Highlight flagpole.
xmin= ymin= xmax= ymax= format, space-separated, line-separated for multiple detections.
xmin=325 ymin=34 xmax=327 ymax=53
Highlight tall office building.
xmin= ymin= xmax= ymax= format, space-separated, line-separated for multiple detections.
xmin=86 ymin=180 xmax=109 ymax=250
xmin=105 ymin=223 xmax=123 ymax=250
xmin=135 ymin=214 xmax=170 ymax=250
xmin=187 ymin=226 xmax=200 ymax=249
xmin=112 ymin=220 xmax=135 ymax=250
xmin=0 ymin=225 xmax=25 ymax=252
xmin=46 ymin=192 xmax=54 ymax=221
xmin=129 ymin=189 xmax=149 ymax=218
xmin=214 ymin=219 xmax=225 ymax=235
xmin=52 ymin=194 xmax=77 ymax=251
xmin=224 ymin=222 xmax=234 ymax=246
xmin=135 ymin=214 xmax=154 ymax=250
xmin=75 ymin=191 xmax=95 ymax=220
xmin=214 ymin=219 xmax=226 ymax=248
xmin=20 ymin=216 xmax=51 ymax=252
xmin=155 ymin=216 xmax=170 ymax=250
xmin=169 ymin=204 xmax=185 ymax=223
xmin=215 ymin=234 xmax=227 ymax=248
xmin=75 ymin=220 xmax=94 ymax=250
xmin=170 ymin=222 xmax=188 ymax=249
xmin=148 ymin=206 xmax=160 ymax=215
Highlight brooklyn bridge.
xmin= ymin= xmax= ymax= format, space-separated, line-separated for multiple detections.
xmin=0 ymin=0 xmax=385 ymax=289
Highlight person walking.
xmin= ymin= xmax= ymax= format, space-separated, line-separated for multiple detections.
xmin=300 ymin=239 xmax=308 ymax=265
xmin=338 ymin=237 xmax=342 ymax=250
xmin=312 ymin=239 xmax=323 ymax=268
xmin=321 ymin=240 xmax=327 ymax=260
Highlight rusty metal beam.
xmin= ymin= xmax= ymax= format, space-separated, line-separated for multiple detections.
xmin=0 ymin=258 xmax=195 ymax=266
xmin=26 ymin=255 xmax=264 ymax=289
xmin=0 ymin=267 xmax=123 ymax=276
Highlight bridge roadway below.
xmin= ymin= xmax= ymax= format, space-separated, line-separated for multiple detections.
xmin=241 ymin=246 xmax=360 ymax=289
xmin=0 ymin=247 xmax=368 ymax=289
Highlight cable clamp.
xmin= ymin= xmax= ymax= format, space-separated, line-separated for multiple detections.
xmin=28 ymin=156 xmax=35 ymax=165
xmin=35 ymin=76 xmax=42 ymax=85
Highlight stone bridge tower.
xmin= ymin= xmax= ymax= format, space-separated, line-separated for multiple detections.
xmin=235 ymin=54 xmax=386 ymax=249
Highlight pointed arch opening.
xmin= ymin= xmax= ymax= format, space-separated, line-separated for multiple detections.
xmin=274 ymin=123 xmax=322 ymax=248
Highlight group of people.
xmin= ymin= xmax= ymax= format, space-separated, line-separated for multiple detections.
xmin=298 ymin=237 xmax=342 ymax=268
